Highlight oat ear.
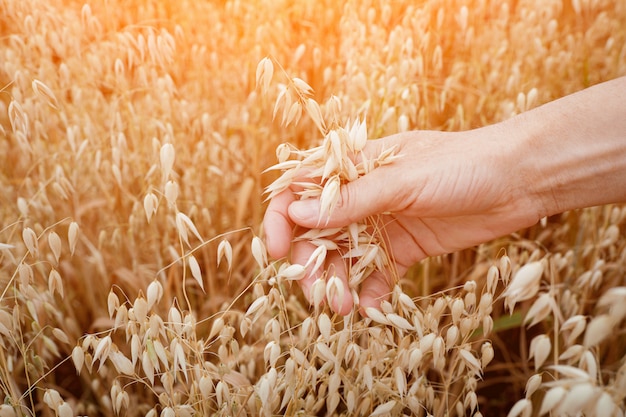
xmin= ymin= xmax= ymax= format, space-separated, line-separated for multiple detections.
xmin=217 ymin=239 xmax=233 ymax=271
xmin=187 ymin=255 xmax=204 ymax=292
xmin=32 ymin=79 xmax=58 ymax=109
xmin=159 ymin=143 xmax=175 ymax=181
xmin=256 ymin=57 xmax=274 ymax=93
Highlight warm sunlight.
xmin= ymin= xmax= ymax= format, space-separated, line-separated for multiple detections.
xmin=1 ymin=0 xmax=625 ymax=416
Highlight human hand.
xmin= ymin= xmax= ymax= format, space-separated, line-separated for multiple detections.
xmin=263 ymin=125 xmax=541 ymax=315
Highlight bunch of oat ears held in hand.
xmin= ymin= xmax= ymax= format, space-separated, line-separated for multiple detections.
xmin=258 ymin=57 xmax=402 ymax=310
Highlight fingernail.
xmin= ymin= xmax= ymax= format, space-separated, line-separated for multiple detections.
xmin=289 ymin=199 xmax=320 ymax=222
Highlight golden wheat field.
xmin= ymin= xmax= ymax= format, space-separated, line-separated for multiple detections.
xmin=1 ymin=0 xmax=626 ymax=416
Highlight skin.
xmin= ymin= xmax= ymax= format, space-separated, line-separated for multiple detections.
xmin=263 ymin=76 xmax=626 ymax=315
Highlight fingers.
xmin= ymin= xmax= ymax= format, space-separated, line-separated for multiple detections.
xmin=264 ymin=134 xmax=411 ymax=316
xmin=286 ymin=134 xmax=409 ymax=229
xmin=263 ymin=189 xmax=296 ymax=259
xmin=263 ymin=182 xmax=380 ymax=316
xmin=289 ymin=171 xmax=395 ymax=229
xmin=263 ymin=168 xmax=322 ymax=259
xmin=289 ymin=235 xmax=395 ymax=317
xmin=290 ymin=240 xmax=321 ymax=303
xmin=292 ymin=241 xmax=353 ymax=315
xmin=294 ymin=240 xmax=395 ymax=317
xmin=358 ymin=270 xmax=393 ymax=316
xmin=325 ymin=251 xmax=353 ymax=315
xmin=265 ymin=134 xmax=407 ymax=252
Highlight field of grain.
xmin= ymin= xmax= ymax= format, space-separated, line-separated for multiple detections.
xmin=1 ymin=0 xmax=625 ymax=416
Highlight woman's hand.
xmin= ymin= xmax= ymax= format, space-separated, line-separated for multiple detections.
xmin=263 ymin=76 xmax=626 ymax=316
xmin=263 ymin=126 xmax=540 ymax=315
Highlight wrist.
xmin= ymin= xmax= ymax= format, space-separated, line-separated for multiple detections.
xmin=505 ymin=111 xmax=561 ymax=221
xmin=485 ymin=121 xmax=547 ymax=230
xmin=505 ymin=77 xmax=626 ymax=219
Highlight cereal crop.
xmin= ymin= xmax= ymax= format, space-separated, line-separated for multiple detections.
xmin=0 ymin=0 xmax=625 ymax=416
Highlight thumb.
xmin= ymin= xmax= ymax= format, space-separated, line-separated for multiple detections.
xmin=288 ymin=171 xmax=395 ymax=228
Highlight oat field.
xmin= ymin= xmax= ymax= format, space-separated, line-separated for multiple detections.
xmin=1 ymin=0 xmax=626 ymax=416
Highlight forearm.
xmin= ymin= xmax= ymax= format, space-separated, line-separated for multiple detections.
xmin=507 ymin=76 xmax=626 ymax=219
